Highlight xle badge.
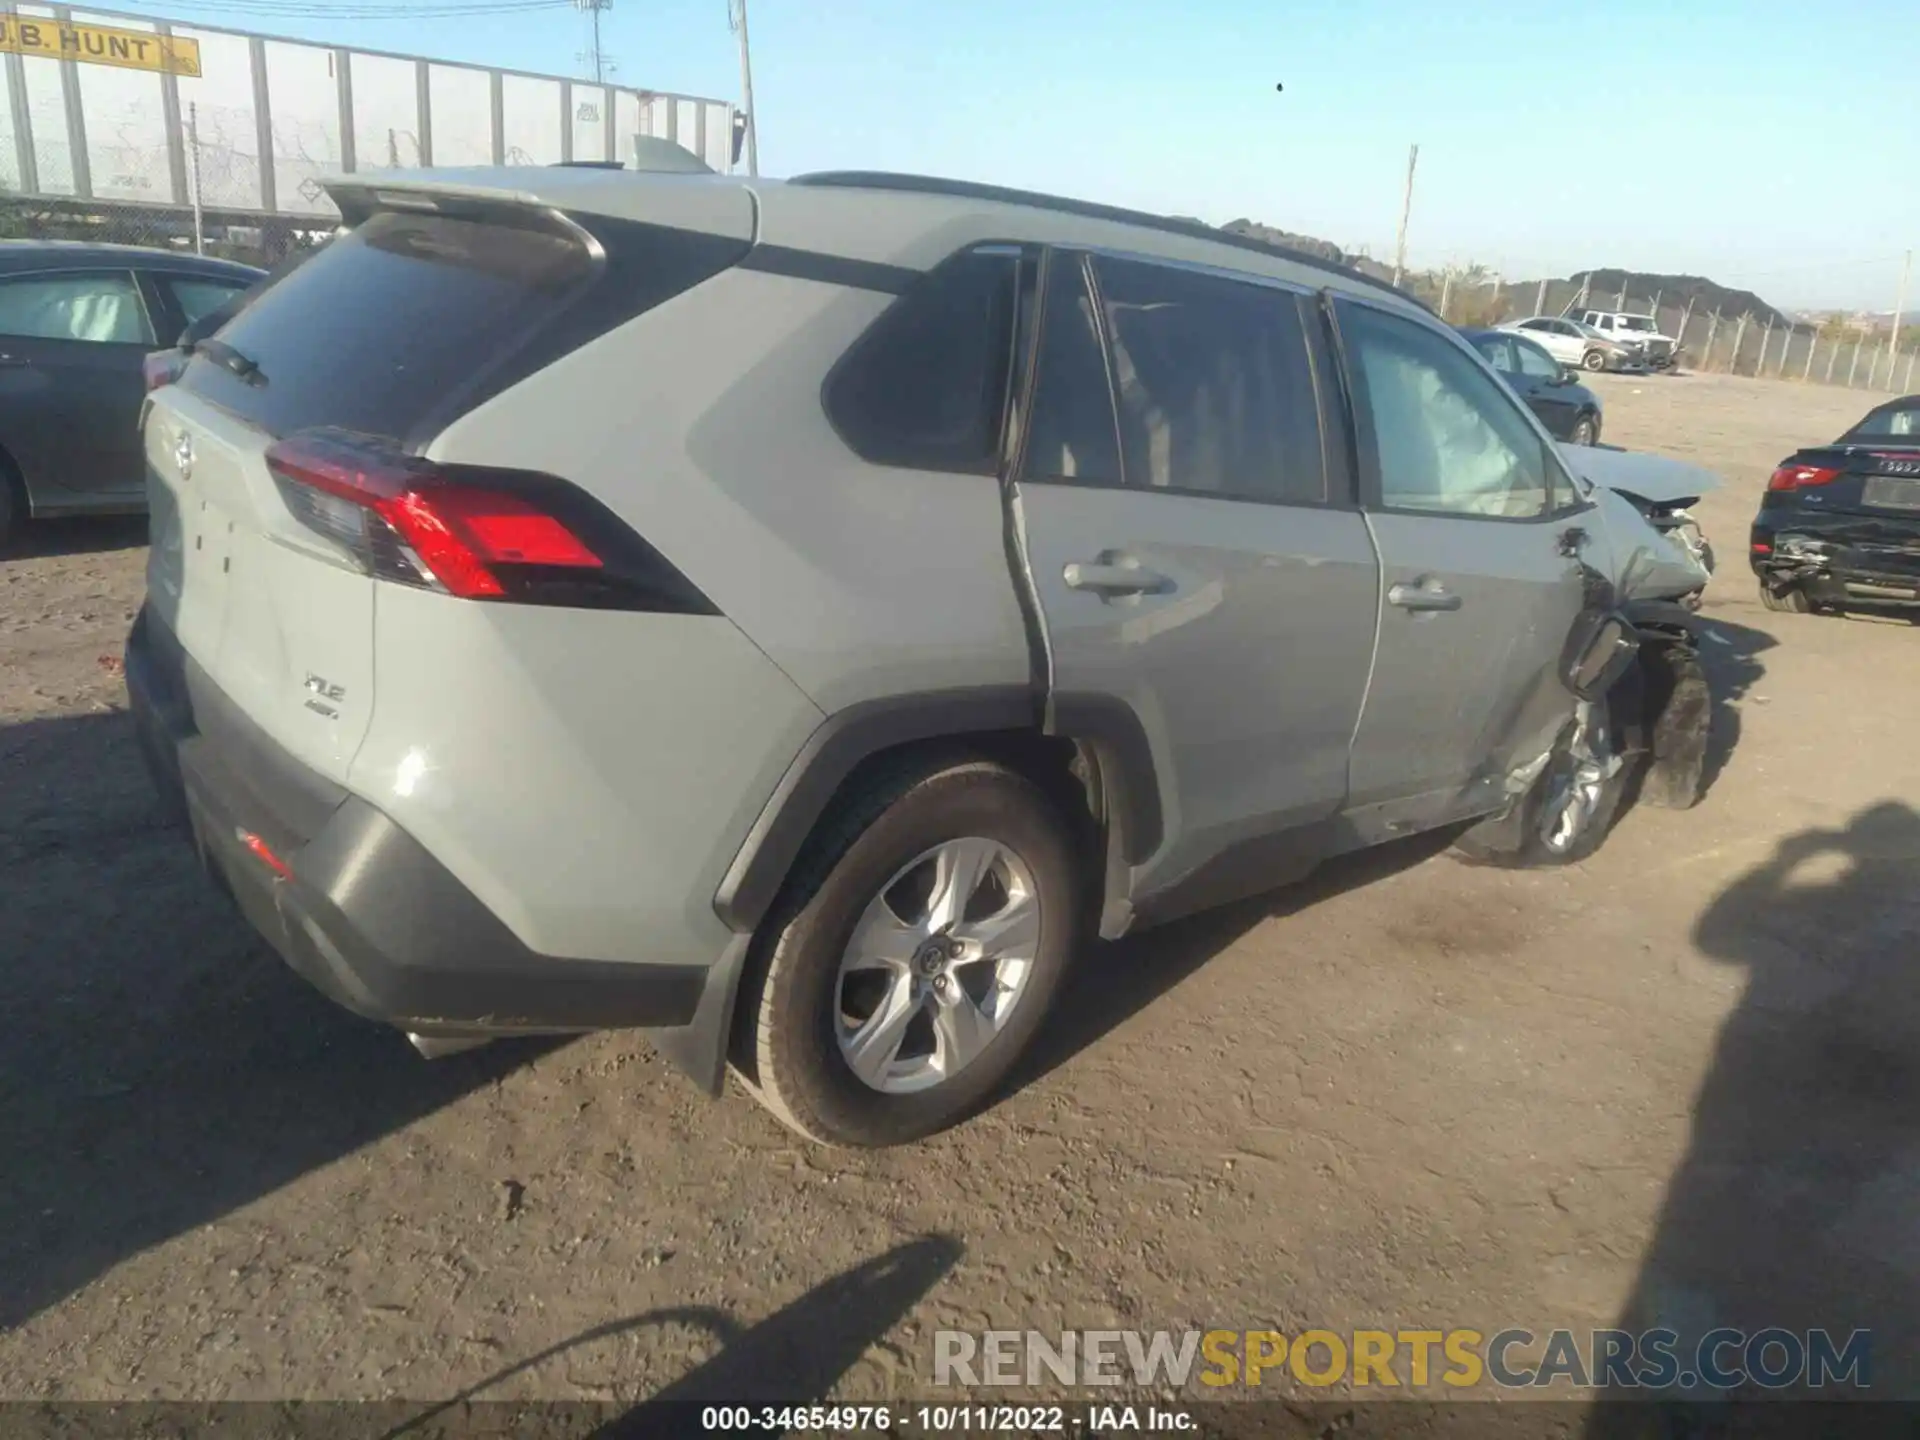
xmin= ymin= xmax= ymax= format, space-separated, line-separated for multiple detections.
xmin=304 ymin=672 xmax=345 ymax=718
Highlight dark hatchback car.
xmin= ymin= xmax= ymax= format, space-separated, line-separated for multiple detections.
xmin=1752 ymin=393 xmax=1920 ymax=614
xmin=1460 ymin=327 xmax=1604 ymax=445
xmin=0 ymin=242 xmax=262 ymax=544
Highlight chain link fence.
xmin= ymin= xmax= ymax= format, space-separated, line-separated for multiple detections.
xmin=0 ymin=102 xmax=327 ymax=268
xmin=1414 ymin=271 xmax=1917 ymax=395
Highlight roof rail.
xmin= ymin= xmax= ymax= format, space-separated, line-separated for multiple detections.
xmin=788 ymin=170 xmax=1414 ymax=304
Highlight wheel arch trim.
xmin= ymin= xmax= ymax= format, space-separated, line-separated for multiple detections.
xmin=712 ymin=685 xmax=1166 ymax=937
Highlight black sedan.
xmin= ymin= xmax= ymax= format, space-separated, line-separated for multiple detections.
xmin=1460 ymin=327 xmax=1604 ymax=445
xmin=1751 ymin=394 xmax=1920 ymax=615
xmin=0 ymin=241 xmax=263 ymax=545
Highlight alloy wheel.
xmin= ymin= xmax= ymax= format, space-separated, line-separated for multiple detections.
xmin=1538 ymin=703 xmax=1622 ymax=855
xmin=833 ymin=837 xmax=1041 ymax=1094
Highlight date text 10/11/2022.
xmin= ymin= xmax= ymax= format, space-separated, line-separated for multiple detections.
xmin=697 ymin=1404 xmax=1193 ymax=1431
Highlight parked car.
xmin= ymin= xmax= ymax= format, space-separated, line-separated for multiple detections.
xmin=0 ymin=242 xmax=263 ymax=544
xmin=1576 ymin=310 xmax=1680 ymax=369
xmin=1502 ymin=315 xmax=1638 ymax=373
xmin=1461 ymin=327 xmax=1604 ymax=444
xmin=1751 ymin=393 xmax=1920 ymax=614
xmin=126 ymin=165 xmax=1714 ymax=1148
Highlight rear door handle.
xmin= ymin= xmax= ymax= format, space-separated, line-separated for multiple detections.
xmin=1063 ymin=560 xmax=1172 ymax=597
xmin=1388 ymin=580 xmax=1462 ymax=612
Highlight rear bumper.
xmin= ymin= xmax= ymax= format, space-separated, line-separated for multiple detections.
xmin=1750 ymin=513 xmax=1920 ymax=607
xmin=125 ymin=604 xmax=710 ymax=1039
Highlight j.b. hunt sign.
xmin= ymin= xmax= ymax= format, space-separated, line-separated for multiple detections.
xmin=0 ymin=15 xmax=201 ymax=76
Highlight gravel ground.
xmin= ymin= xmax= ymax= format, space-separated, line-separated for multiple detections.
xmin=3 ymin=373 xmax=1918 ymax=1411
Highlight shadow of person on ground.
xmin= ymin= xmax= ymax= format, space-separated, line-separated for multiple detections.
xmin=1589 ymin=801 xmax=1920 ymax=1427
xmin=0 ymin=709 xmax=556 ymax=1332
xmin=1684 ymin=613 xmax=1773 ymax=801
xmin=375 ymin=1235 xmax=962 ymax=1438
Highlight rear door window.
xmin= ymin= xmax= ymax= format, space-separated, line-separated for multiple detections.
xmin=1087 ymin=255 xmax=1327 ymax=505
xmin=1022 ymin=253 xmax=1123 ymax=484
xmin=1475 ymin=335 xmax=1517 ymax=372
xmin=0 ymin=271 xmax=153 ymax=345
xmin=177 ymin=207 xmax=744 ymax=443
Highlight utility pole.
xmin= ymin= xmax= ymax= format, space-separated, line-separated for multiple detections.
xmin=1892 ymin=248 xmax=1913 ymax=374
xmin=1390 ymin=143 xmax=1417 ymax=289
xmin=576 ymin=0 xmax=613 ymax=85
xmin=728 ymin=0 xmax=760 ymax=176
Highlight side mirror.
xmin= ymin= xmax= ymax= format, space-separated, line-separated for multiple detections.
xmin=1553 ymin=368 xmax=1576 ymax=386
xmin=1561 ymin=609 xmax=1640 ymax=702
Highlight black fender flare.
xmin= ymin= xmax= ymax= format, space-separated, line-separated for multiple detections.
xmin=651 ymin=687 xmax=1165 ymax=1095
xmin=711 ymin=687 xmax=1164 ymax=936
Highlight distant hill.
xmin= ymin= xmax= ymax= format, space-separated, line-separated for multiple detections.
xmin=1183 ymin=217 xmax=1792 ymax=326
xmin=1215 ymin=218 xmax=1395 ymax=282
xmin=1218 ymin=218 xmax=1350 ymax=265
xmin=1564 ymin=270 xmax=1788 ymax=327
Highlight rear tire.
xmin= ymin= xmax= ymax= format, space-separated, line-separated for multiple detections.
xmin=733 ymin=758 xmax=1080 ymax=1148
xmin=1758 ymin=580 xmax=1811 ymax=613
xmin=1582 ymin=349 xmax=1608 ymax=372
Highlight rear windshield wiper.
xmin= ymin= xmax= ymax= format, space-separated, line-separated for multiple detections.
xmin=197 ymin=338 xmax=267 ymax=386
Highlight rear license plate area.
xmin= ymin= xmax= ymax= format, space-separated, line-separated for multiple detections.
xmin=1863 ymin=476 xmax=1920 ymax=510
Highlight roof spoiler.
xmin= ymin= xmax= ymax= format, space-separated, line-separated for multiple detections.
xmin=568 ymin=138 xmax=715 ymax=175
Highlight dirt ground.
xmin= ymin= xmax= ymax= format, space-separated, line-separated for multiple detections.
xmin=4 ymin=373 xmax=1919 ymax=1413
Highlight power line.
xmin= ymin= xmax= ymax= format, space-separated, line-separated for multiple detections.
xmin=575 ymin=0 xmax=612 ymax=85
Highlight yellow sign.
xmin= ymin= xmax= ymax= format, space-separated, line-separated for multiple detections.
xmin=0 ymin=16 xmax=201 ymax=77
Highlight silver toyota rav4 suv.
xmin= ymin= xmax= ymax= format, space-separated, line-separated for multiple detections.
xmin=127 ymin=164 xmax=1713 ymax=1147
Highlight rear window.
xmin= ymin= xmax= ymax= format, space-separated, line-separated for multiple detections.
xmin=823 ymin=246 xmax=1022 ymax=473
xmin=1845 ymin=402 xmax=1920 ymax=440
xmin=180 ymin=206 xmax=743 ymax=443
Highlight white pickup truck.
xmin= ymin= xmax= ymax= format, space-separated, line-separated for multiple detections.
xmin=1576 ymin=310 xmax=1680 ymax=370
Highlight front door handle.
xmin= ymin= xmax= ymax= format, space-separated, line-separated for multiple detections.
xmin=1063 ymin=559 xmax=1172 ymax=597
xmin=1388 ymin=580 xmax=1462 ymax=613
xmin=0 ymin=354 xmax=28 ymax=368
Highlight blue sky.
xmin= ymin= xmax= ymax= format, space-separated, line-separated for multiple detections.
xmin=106 ymin=0 xmax=1918 ymax=311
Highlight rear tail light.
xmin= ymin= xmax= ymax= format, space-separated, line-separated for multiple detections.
xmin=1767 ymin=464 xmax=1842 ymax=492
xmin=143 ymin=350 xmax=186 ymax=391
xmin=264 ymin=428 xmax=715 ymax=613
